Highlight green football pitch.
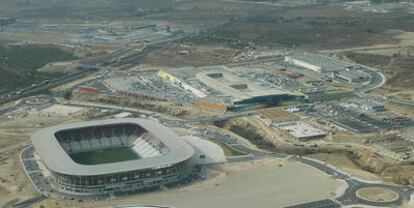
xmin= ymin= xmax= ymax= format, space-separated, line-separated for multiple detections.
xmin=70 ymin=147 xmax=139 ymax=165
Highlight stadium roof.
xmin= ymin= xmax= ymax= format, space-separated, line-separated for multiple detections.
xmin=31 ymin=118 xmax=194 ymax=176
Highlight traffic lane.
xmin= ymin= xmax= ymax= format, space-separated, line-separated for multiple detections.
xmin=337 ymin=179 xmax=412 ymax=207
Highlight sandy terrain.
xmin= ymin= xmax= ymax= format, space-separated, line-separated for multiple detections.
xmin=38 ymin=62 xmax=78 ymax=74
xmin=41 ymin=105 xmax=84 ymax=116
xmin=396 ymin=32 xmax=414 ymax=47
xmin=357 ymin=187 xmax=398 ymax=202
xmin=309 ymin=153 xmax=381 ymax=181
xmin=36 ymin=157 xmax=342 ymax=208
xmin=0 ymin=110 xmax=81 ymax=207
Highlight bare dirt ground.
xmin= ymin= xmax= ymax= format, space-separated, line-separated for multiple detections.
xmin=72 ymin=92 xmax=220 ymax=119
xmin=309 ymin=153 xmax=381 ymax=181
xmin=141 ymin=44 xmax=238 ymax=67
xmin=217 ymin=116 xmax=414 ymax=186
xmin=396 ymin=32 xmax=414 ymax=47
xmin=341 ymin=32 xmax=414 ymax=101
xmin=36 ymin=158 xmax=342 ymax=208
xmin=0 ymin=110 xmax=80 ymax=207
xmin=357 ymin=187 xmax=398 ymax=202
xmin=38 ymin=62 xmax=78 ymax=74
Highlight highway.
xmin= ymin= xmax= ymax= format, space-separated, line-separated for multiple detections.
xmin=0 ymin=66 xmax=99 ymax=105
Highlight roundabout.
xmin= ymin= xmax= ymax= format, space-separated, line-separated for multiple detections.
xmin=23 ymin=95 xmax=54 ymax=105
xmin=356 ymin=187 xmax=399 ymax=203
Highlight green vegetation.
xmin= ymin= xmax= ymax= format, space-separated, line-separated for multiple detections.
xmin=185 ymin=34 xmax=248 ymax=49
xmin=0 ymin=0 xmax=177 ymax=19
xmin=0 ymin=44 xmax=76 ymax=70
xmin=0 ymin=44 xmax=77 ymax=94
xmin=206 ymin=139 xmax=246 ymax=156
xmin=346 ymin=53 xmax=392 ymax=67
xmin=347 ymin=52 xmax=414 ymax=89
xmin=307 ymin=90 xmax=353 ymax=102
xmin=69 ymin=147 xmax=139 ymax=165
xmin=185 ymin=4 xmax=414 ymax=49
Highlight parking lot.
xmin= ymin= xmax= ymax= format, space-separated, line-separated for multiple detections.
xmin=231 ymin=67 xmax=337 ymax=95
xmin=309 ymin=103 xmax=414 ymax=133
xmin=104 ymin=72 xmax=198 ymax=103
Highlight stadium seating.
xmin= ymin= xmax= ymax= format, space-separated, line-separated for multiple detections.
xmin=131 ymin=133 xmax=162 ymax=158
xmin=56 ymin=124 xmax=164 ymax=158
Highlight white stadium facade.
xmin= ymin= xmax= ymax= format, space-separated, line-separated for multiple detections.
xmin=30 ymin=118 xmax=225 ymax=196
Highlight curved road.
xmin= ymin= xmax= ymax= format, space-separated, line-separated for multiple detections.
xmin=9 ymin=97 xmax=413 ymax=207
xmin=355 ymin=67 xmax=386 ymax=96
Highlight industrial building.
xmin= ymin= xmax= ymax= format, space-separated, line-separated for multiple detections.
xmin=332 ymin=69 xmax=370 ymax=83
xmin=30 ymin=118 xmax=225 ymax=196
xmin=284 ymin=53 xmax=372 ymax=84
xmin=285 ymin=53 xmax=355 ymax=73
xmin=159 ymin=67 xmax=306 ymax=112
xmin=274 ymin=121 xmax=327 ymax=141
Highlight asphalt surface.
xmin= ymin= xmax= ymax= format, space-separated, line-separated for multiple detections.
xmin=2 ymin=56 xmax=411 ymax=207
xmin=337 ymin=179 xmax=412 ymax=207
xmin=10 ymin=97 xmax=413 ymax=207
xmin=355 ymin=67 xmax=386 ymax=95
xmin=290 ymin=156 xmax=413 ymax=207
xmin=286 ymin=199 xmax=340 ymax=208
xmin=193 ymin=128 xmax=277 ymax=159
xmin=13 ymin=99 xmax=413 ymax=207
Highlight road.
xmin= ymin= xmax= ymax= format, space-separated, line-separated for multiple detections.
xmin=354 ymin=63 xmax=386 ymax=96
xmin=2 ymin=54 xmax=410 ymax=208
xmin=0 ymin=66 xmax=98 ymax=105
xmin=192 ymin=128 xmax=277 ymax=159
xmin=10 ymin=97 xmax=413 ymax=207
xmin=286 ymin=199 xmax=340 ymax=208
xmin=290 ymin=156 xmax=413 ymax=207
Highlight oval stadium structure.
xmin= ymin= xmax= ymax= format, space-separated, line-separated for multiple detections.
xmin=31 ymin=118 xmax=195 ymax=195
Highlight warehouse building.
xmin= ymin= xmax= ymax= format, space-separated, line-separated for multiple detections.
xmin=332 ymin=69 xmax=370 ymax=83
xmin=285 ymin=53 xmax=355 ymax=73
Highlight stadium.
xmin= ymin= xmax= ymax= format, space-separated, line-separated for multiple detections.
xmin=31 ymin=118 xmax=196 ymax=196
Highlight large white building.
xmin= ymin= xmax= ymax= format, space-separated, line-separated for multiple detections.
xmin=159 ymin=67 xmax=306 ymax=111
xmin=285 ymin=53 xmax=355 ymax=73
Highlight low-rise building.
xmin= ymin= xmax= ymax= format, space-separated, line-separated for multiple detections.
xmin=332 ymin=69 xmax=370 ymax=83
xmin=274 ymin=121 xmax=327 ymax=141
xmin=360 ymin=101 xmax=385 ymax=111
xmin=285 ymin=53 xmax=355 ymax=73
